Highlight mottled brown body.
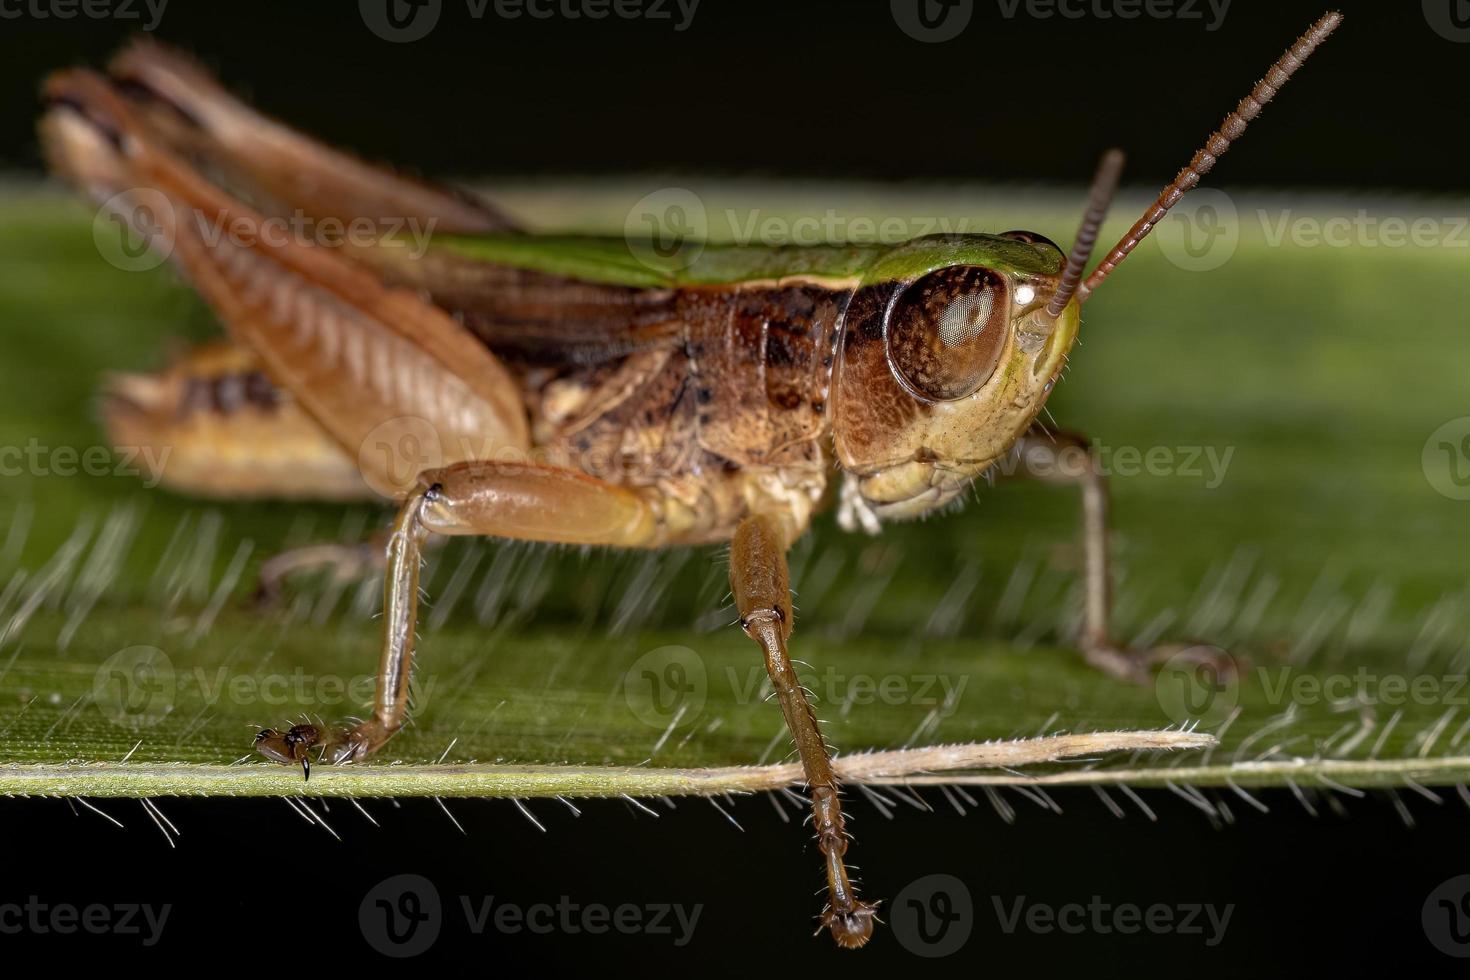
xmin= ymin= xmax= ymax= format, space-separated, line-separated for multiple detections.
xmin=362 ymin=243 xmax=855 ymax=541
xmin=130 ymin=273 xmax=855 ymax=545
xmin=506 ymin=279 xmax=850 ymax=544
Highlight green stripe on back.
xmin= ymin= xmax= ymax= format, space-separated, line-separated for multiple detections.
xmin=428 ymin=234 xmax=888 ymax=287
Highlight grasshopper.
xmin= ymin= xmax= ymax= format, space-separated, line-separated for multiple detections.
xmin=39 ymin=12 xmax=1339 ymax=948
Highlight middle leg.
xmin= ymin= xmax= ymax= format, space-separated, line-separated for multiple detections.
xmin=1002 ymin=426 xmax=1226 ymax=681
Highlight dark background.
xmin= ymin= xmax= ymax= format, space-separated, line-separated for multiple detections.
xmin=1 ymin=788 xmax=1466 ymax=972
xmin=3 ymin=0 xmax=1468 ymax=974
xmin=0 ymin=0 xmax=1463 ymax=191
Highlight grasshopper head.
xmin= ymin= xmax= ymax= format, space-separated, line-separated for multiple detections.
xmin=828 ymin=9 xmax=1343 ymax=527
xmin=832 ymin=232 xmax=1080 ymax=522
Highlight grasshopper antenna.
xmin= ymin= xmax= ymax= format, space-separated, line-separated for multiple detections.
xmin=1047 ymin=147 xmax=1125 ymax=317
xmin=1076 ymin=10 xmax=1342 ymax=304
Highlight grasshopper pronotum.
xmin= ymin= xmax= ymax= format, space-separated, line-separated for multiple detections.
xmin=39 ymin=11 xmax=1339 ymax=948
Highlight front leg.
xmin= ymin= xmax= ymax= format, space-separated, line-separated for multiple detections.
xmin=730 ymin=515 xmax=878 ymax=949
xmin=256 ymin=461 xmax=660 ymax=765
xmin=1005 ymin=427 xmax=1219 ymax=681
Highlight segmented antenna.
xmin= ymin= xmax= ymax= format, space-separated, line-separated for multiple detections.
xmin=1047 ymin=148 xmax=1125 ymax=317
xmin=1076 ymin=10 xmax=1342 ymax=303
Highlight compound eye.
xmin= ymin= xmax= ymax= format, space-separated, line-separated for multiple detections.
xmin=887 ymin=266 xmax=1010 ymax=401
